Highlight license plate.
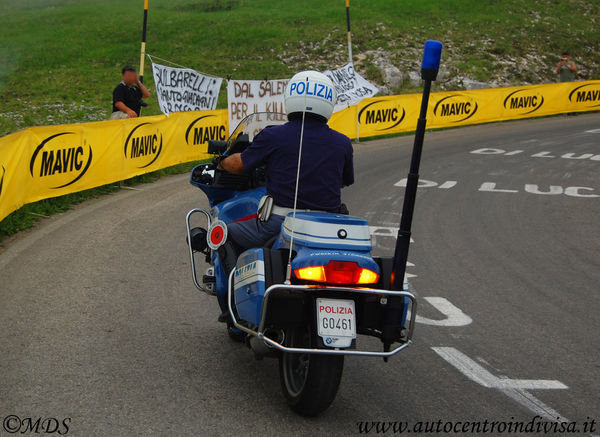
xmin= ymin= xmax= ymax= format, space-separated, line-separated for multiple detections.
xmin=316 ymin=298 xmax=356 ymax=348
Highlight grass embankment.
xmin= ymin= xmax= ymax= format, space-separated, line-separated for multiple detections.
xmin=1 ymin=0 xmax=598 ymax=135
xmin=0 ymin=0 xmax=598 ymax=240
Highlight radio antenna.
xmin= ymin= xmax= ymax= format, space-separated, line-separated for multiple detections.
xmin=284 ymin=78 xmax=308 ymax=285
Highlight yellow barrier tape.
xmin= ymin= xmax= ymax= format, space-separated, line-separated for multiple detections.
xmin=1 ymin=80 xmax=598 ymax=222
xmin=329 ymin=80 xmax=600 ymax=138
xmin=0 ymin=110 xmax=228 ymax=221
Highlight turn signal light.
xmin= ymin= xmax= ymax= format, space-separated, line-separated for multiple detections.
xmin=294 ymin=261 xmax=380 ymax=285
xmin=294 ymin=265 xmax=326 ymax=282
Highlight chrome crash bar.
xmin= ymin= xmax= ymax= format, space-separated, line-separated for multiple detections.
xmin=227 ymin=270 xmax=417 ymax=358
xmin=186 ymin=208 xmax=212 ymax=293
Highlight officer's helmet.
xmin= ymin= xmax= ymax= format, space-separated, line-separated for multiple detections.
xmin=284 ymin=71 xmax=337 ymax=122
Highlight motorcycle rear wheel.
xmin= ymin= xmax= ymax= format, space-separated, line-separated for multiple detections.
xmin=278 ymin=325 xmax=344 ymax=416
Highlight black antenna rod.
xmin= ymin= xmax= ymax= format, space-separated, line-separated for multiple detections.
xmin=382 ymin=40 xmax=443 ymax=353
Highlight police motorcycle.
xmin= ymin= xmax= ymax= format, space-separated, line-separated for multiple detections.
xmin=185 ymin=43 xmax=442 ymax=416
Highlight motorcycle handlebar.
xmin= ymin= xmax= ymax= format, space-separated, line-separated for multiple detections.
xmin=207 ymin=140 xmax=228 ymax=155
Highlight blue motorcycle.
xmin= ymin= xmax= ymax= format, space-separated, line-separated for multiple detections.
xmin=185 ymin=41 xmax=441 ymax=416
xmin=185 ymin=112 xmax=416 ymax=416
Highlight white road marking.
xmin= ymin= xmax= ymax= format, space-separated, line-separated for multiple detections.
xmin=565 ymin=187 xmax=600 ymax=198
xmin=479 ymin=183 xmax=598 ymax=197
xmin=471 ymin=147 xmax=600 ymax=161
xmin=394 ymin=178 xmax=456 ymax=189
xmin=432 ymin=347 xmax=569 ymax=422
xmin=391 ymin=178 xmax=598 ymax=198
xmin=479 ymin=182 xmax=519 ymax=193
xmin=417 ymin=297 xmax=473 ymax=326
xmin=368 ymin=226 xmax=417 ymax=276
xmin=524 ymin=184 xmax=563 ymax=195
xmin=501 ymin=388 xmax=567 ymax=422
xmin=562 ymin=153 xmax=595 ymax=160
xmin=438 ymin=181 xmax=457 ymax=189
xmin=369 ymin=226 xmax=414 ymax=242
xmin=369 ymin=226 xmax=398 ymax=236
xmin=470 ymin=148 xmax=505 ymax=155
xmin=531 ymin=151 xmax=555 ymax=158
xmin=585 ymin=128 xmax=600 ymax=133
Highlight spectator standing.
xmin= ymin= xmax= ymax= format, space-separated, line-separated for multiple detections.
xmin=556 ymin=52 xmax=577 ymax=82
xmin=110 ymin=66 xmax=150 ymax=120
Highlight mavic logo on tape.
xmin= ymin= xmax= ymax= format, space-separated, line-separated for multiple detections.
xmin=185 ymin=115 xmax=227 ymax=146
xmin=0 ymin=165 xmax=5 ymax=199
xmin=569 ymin=82 xmax=600 ymax=107
xmin=503 ymin=88 xmax=544 ymax=114
xmin=124 ymin=123 xmax=163 ymax=169
xmin=29 ymin=132 xmax=93 ymax=189
xmin=433 ymin=94 xmax=479 ymax=122
xmin=358 ymin=100 xmax=406 ymax=131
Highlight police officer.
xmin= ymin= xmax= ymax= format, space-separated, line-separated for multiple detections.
xmin=218 ymin=70 xmax=354 ymax=250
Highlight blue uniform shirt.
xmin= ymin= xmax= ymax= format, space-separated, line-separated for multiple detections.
xmin=241 ymin=118 xmax=354 ymax=212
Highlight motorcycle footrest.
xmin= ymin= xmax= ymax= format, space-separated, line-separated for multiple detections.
xmin=202 ymin=275 xmax=216 ymax=284
xmin=202 ymin=275 xmax=216 ymax=295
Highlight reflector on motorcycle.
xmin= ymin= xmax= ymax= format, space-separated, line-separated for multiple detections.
xmin=294 ymin=261 xmax=379 ymax=285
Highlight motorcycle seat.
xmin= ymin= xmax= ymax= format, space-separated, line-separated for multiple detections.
xmin=279 ymin=212 xmax=372 ymax=251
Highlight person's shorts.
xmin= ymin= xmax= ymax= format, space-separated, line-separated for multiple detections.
xmin=109 ymin=111 xmax=128 ymax=120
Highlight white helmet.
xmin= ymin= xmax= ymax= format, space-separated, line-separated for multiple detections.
xmin=284 ymin=70 xmax=336 ymax=122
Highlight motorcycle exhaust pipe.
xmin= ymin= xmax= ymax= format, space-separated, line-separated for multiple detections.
xmin=249 ymin=328 xmax=285 ymax=358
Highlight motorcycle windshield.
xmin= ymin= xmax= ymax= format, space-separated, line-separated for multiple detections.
xmin=226 ymin=112 xmax=288 ymax=154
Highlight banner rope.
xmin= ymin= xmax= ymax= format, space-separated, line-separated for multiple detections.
xmin=146 ymin=53 xmax=223 ymax=79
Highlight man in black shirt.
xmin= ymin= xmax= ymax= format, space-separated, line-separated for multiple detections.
xmin=110 ymin=66 xmax=150 ymax=119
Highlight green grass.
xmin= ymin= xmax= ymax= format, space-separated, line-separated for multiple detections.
xmin=0 ymin=0 xmax=598 ymax=237
xmin=1 ymin=0 xmax=598 ymax=136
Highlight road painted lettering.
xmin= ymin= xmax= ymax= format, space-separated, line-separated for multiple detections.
xmin=562 ymin=153 xmax=595 ymax=160
xmin=479 ymin=182 xmax=519 ymax=193
xmin=531 ymin=151 xmax=556 ymax=158
xmin=524 ymin=185 xmax=563 ymax=195
xmin=480 ymin=182 xmax=598 ymax=197
xmin=394 ymin=178 xmax=458 ymax=189
xmin=471 ymin=148 xmax=599 ymax=162
xmin=564 ymin=187 xmax=600 ymax=198
xmin=391 ymin=179 xmax=597 ymax=199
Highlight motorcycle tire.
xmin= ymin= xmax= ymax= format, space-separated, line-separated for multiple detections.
xmin=278 ymin=325 xmax=344 ymax=416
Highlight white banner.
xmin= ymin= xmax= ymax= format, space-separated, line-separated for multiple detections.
xmin=323 ymin=63 xmax=379 ymax=112
xmin=226 ymin=65 xmax=378 ymax=133
xmin=227 ymin=79 xmax=289 ymax=134
xmin=151 ymin=62 xmax=222 ymax=115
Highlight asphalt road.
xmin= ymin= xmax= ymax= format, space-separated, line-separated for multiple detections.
xmin=1 ymin=113 xmax=598 ymax=436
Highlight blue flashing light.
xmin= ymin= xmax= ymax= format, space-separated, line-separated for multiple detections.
xmin=421 ymin=40 xmax=443 ymax=71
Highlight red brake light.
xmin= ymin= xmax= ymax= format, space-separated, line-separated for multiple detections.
xmin=294 ymin=261 xmax=379 ymax=285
